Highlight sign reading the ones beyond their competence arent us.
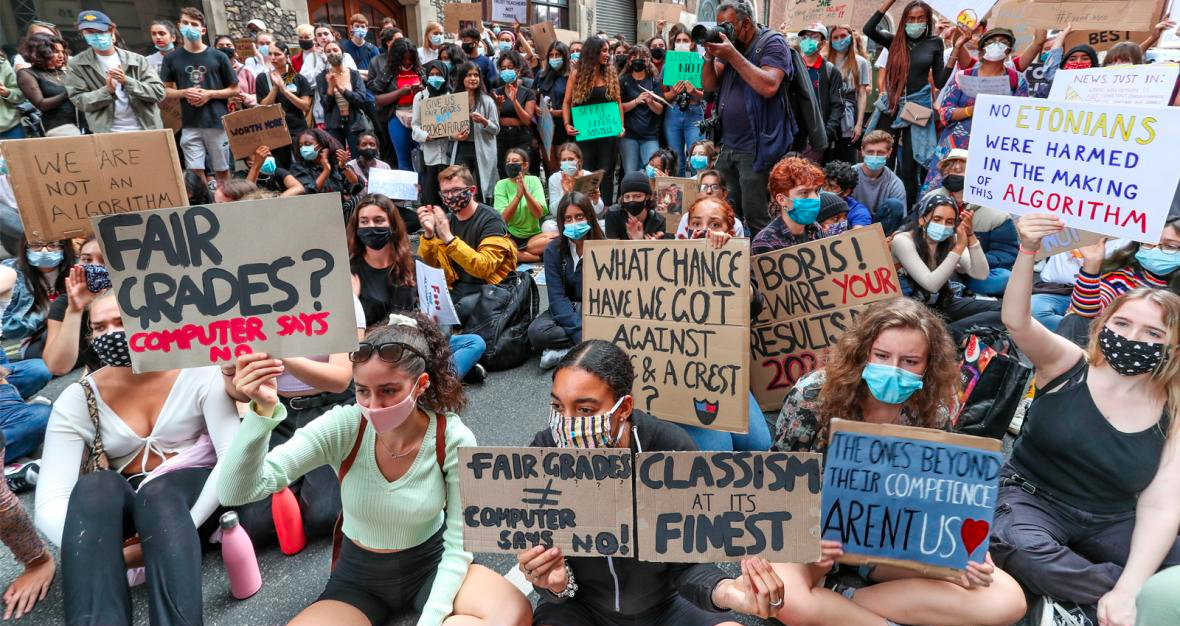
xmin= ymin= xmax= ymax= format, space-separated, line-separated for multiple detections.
xmin=964 ymin=94 xmax=1180 ymax=244
xmin=635 ymin=451 xmax=823 ymax=563
xmin=459 ymin=447 xmax=635 ymax=557
xmin=820 ymin=419 xmax=1004 ymax=579
xmin=93 ymin=194 xmax=357 ymax=372
xmin=583 ymin=239 xmax=750 ymax=433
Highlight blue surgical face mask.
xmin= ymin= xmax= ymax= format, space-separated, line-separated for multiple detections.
xmin=904 ymin=23 xmax=927 ymax=39
xmin=300 ymin=145 xmax=320 ymax=161
xmin=861 ymin=363 xmax=924 ymax=404
xmin=570 ymin=52 xmax=581 ymax=62
xmin=179 ymin=25 xmax=202 ymax=42
xmin=800 ymin=38 xmax=820 ymax=56
xmin=493 ymin=27 xmax=502 ymax=35
xmin=788 ymin=197 xmax=821 ymax=225
xmin=831 ymin=37 xmax=851 ymax=52
xmin=85 ymin=33 xmax=114 ymax=51
xmin=499 ymin=41 xmax=512 ymax=53
xmin=549 ymin=57 xmax=564 ymax=70
xmin=926 ymin=221 xmax=954 ymax=242
xmin=431 ymin=34 xmax=444 ymax=46
xmin=0 ymin=156 xmax=7 ymax=175
xmin=560 ymin=160 xmax=579 ymax=175
xmin=563 ymin=221 xmax=591 ymax=240
xmin=863 ymin=155 xmax=888 ymax=171
xmin=352 ymin=27 xmax=367 ymax=39
xmin=154 ymin=41 xmax=175 ymax=52
xmin=26 ymin=249 xmax=63 ymax=269
xmin=1136 ymin=246 xmax=1180 ymax=276
xmin=257 ymin=44 xmax=269 ymax=57
xmin=426 ymin=75 xmax=446 ymax=90
xmin=499 ymin=68 xmax=517 ymax=83
xmin=441 ymin=60 xmax=452 ymax=73
xmin=260 ymin=156 xmax=277 ymax=176
xmin=1038 ymin=51 xmax=1050 ymax=63
xmin=689 ymin=155 xmax=709 ymax=172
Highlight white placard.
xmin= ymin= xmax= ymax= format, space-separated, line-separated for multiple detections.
xmin=492 ymin=0 xmax=528 ymax=23
xmin=367 ymin=168 xmax=419 ymax=201
xmin=415 ymin=260 xmax=460 ymax=326
xmin=964 ymin=94 xmax=1180 ymax=243
xmin=958 ymin=74 xmax=1015 ymax=99
xmin=1048 ymin=64 xmax=1179 ymax=107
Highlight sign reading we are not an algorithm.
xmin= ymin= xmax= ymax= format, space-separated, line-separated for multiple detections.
xmin=964 ymin=94 xmax=1180 ymax=244
xmin=93 ymin=194 xmax=357 ymax=373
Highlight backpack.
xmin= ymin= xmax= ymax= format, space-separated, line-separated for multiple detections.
xmin=465 ymin=270 xmax=539 ymax=371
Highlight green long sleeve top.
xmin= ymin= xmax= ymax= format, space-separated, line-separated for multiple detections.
xmin=0 ymin=57 xmax=27 ymax=133
xmin=217 ymin=403 xmax=475 ymax=626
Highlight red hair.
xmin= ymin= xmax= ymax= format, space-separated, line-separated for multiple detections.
xmin=768 ymin=157 xmax=825 ymax=199
xmin=688 ymin=196 xmax=736 ymax=234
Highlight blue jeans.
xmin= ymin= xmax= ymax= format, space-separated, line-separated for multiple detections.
xmin=664 ymin=103 xmax=704 ymax=177
xmin=387 ymin=116 xmax=415 ymax=172
xmin=449 ymin=334 xmax=486 ymax=379
xmin=1032 ymin=293 xmax=1071 ymax=332
xmin=0 ymin=353 xmax=50 ymax=400
xmin=679 ymin=392 xmax=772 ymax=452
xmin=0 ymin=383 xmax=50 ymax=462
xmin=968 ymin=268 xmax=1011 ymax=297
xmin=874 ymin=197 xmax=907 ymax=236
xmin=0 ymin=125 xmax=25 ymax=140
xmin=619 ymin=136 xmax=660 ymax=175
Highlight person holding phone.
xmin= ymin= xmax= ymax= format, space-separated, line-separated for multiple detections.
xmin=42 ymin=237 xmax=107 ymax=376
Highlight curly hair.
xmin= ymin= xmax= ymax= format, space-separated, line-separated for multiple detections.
xmin=823 ymin=160 xmax=859 ymax=193
xmin=347 ymin=194 xmax=415 ymax=287
xmin=18 ymin=33 xmax=64 ymax=70
xmin=817 ymin=298 xmax=959 ymax=440
xmin=625 ymin=44 xmax=658 ymax=78
xmin=358 ymin=312 xmax=466 ymax=414
xmin=570 ymin=35 xmax=620 ymax=105
xmin=768 ymin=156 xmax=825 ymax=200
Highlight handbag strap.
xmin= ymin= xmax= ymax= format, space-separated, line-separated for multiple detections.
xmin=77 ymin=378 xmax=109 ymax=474
xmin=331 ymin=416 xmax=369 ymax=570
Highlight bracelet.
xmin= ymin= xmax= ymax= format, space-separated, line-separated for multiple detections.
xmin=554 ymin=562 xmax=578 ymax=598
xmin=1018 ymin=245 xmax=1039 ymax=255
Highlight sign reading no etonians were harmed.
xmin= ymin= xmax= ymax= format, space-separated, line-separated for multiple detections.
xmin=571 ymin=102 xmax=623 ymax=141
xmin=964 ymin=94 xmax=1180 ymax=243
xmin=582 ymin=239 xmax=750 ymax=433
xmin=92 ymin=194 xmax=357 ymax=373
xmin=821 ymin=419 xmax=1004 ymax=578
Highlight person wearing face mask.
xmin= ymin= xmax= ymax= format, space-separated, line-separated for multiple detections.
xmin=64 ymin=10 xmax=165 ymax=134
xmin=255 ymin=43 xmax=313 ymax=169
xmin=605 ymin=171 xmax=667 ymax=240
xmin=547 ymin=143 xmax=606 ymax=217
xmin=244 ymin=144 xmax=304 ymax=196
xmin=459 ymin=28 xmax=500 ymax=90
xmin=825 ymin=25 xmax=872 ymax=163
xmin=418 ymin=22 xmax=446 ymax=64
xmin=751 ymin=157 xmax=826 ymax=255
xmin=244 ymin=31 xmax=275 ymax=77
xmin=1 ymin=239 xmax=75 ymax=375
xmin=41 ymin=237 xmax=107 ymax=376
xmin=214 ymin=35 xmax=257 ymax=113
xmin=340 ymin=13 xmax=381 ymax=72
xmin=821 ymin=160 xmax=873 ymax=229
xmin=318 ymin=40 xmax=376 ymax=158
xmin=645 ymin=148 xmax=676 ymax=181
xmin=796 ymin=24 xmax=846 ymax=163
xmin=1002 ymin=26 xmax=1068 ymax=100
xmin=891 ymin=194 xmax=1001 ymax=340
xmin=145 ymin=20 xmax=177 ymax=75
xmin=492 ymin=50 xmax=538 ymax=178
xmin=996 ymin=213 xmax=1180 ymax=626
xmin=411 ymin=61 xmax=454 ymax=206
xmin=521 ymin=339 xmax=790 ymax=626
xmin=494 ymin=148 xmax=553 ymax=263
xmin=851 ymin=130 xmax=907 ymax=234
xmin=289 ymin=128 xmax=362 ymax=197
xmin=34 ymin=292 xmax=269 ymax=626
xmin=661 ymin=26 xmax=706 ymax=177
xmin=345 ymin=131 xmax=393 ymax=194
xmin=371 ymin=38 xmax=424 ymax=171
xmin=770 ymin=297 xmax=1026 ymax=626
xmin=538 ymin=42 xmax=573 ymax=175
xmin=618 ymin=45 xmax=665 ymax=177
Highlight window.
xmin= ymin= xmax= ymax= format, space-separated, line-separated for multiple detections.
xmin=531 ymin=0 xmax=568 ymax=28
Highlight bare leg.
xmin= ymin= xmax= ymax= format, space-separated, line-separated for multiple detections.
xmin=443 ymin=564 xmax=531 ymax=626
xmin=851 ymin=567 xmax=1026 ymax=626
xmin=287 ymin=600 xmax=372 ymax=626
xmin=771 ymin=563 xmax=891 ymax=626
xmin=524 ymin=233 xmax=559 ymax=260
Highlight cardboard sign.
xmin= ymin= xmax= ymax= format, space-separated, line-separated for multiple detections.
xmin=93 ymin=194 xmax=357 ymax=372
xmin=419 ymin=92 xmax=470 ymax=140
xmin=445 ymin=3 xmax=484 ymax=35
xmin=491 ymin=0 xmax=528 ymax=23
xmin=459 ymin=447 xmax=635 ymax=556
xmin=642 ymin=1 xmax=685 ymax=22
xmin=1033 ymin=226 xmax=1106 ymax=261
xmin=781 ymin=0 xmax=897 ymax=32
xmin=925 ymin=0 xmax=998 ymax=28
xmin=583 ymin=239 xmax=750 ymax=432
xmin=1048 ymin=64 xmax=1179 ymax=107
xmin=821 ymin=419 xmax=1004 ymax=579
xmin=416 ymin=260 xmax=460 ymax=325
xmin=571 ymin=103 xmax=623 ymax=141
xmin=963 ymin=94 xmax=1180 ymax=243
xmin=956 ymin=74 xmax=1014 ymax=99
xmin=572 ymin=170 xmax=604 ymax=196
xmin=555 ymin=29 xmax=582 ymax=45
xmin=160 ymin=97 xmax=182 ymax=132
xmin=0 ymin=129 xmax=186 ymax=242
xmin=635 ymin=452 xmax=823 ymax=562
xmin=654 ymin=176 xmax=699 ymax=235
xmin=663 ymin=50 xmax=704 ymax=89
xmin=750 ymin=225 xmax=901 ymax=411
xmin=1063 ymin=29 xmax=1150 ymax=52
xmin=985 ymin=0 xmax=1039 ymax=50
xmin=367 ymin=168 xmax=419 ymax=201
xmin=233 ymin=38 xmax=256 ymax=60
xmin=222 ymin=105 xmax=291 ymax=160
xmin=991 ymin=0 xmax=1165 ymax=30
xmin=530 ymin=21 xmax=557 ymax=56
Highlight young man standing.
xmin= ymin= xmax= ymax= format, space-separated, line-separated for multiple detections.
xmin=160 ymin=7 xmax=239 ymax=186
xmin=852 ymin=130 xmax=907 ymax=235
xmin=797 ymin=23 xmax=845 ymax=163
xmin=340 ymin=14 xmax=381 ymax=71
xmin=65 ymin=10 xmax=165 ymax=133
xmin=460 ymin=27 xmax=499 ymax=89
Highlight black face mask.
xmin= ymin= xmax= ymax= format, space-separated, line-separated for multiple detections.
xmin=357 ymin=226 xmax=393 ymax=250
xmin=299 ymin=39 xmax=315 ymax=50
xmin=216 ymin=47 xmax=235 ymax=60
xmin=622 ymin=201 xmax=646 ymax=217
xmin=357 ymin=148 xmax=378 ymax=161
xmin=505 ymin=162 xmax=523 ymax=178
xmin=614 ymin=54 xmax=628 ymax=71
xmin=461 ymin=42 xmax=476 ymax=54
xmin=93 ymin=331 xmax=132 ymax=368
xmin=943 ymin=174 xmax=965 ymax=193
xmin=1099 ymin=326 xmax=1166 ymax=377
xmin=629 ymin=59 xmax=646 ymax=72
xmin=651 ymin=48 xmax=665 ymax=61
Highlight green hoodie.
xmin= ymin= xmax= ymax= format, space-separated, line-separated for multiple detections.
xmin=0 ymin=57 xmax=27 ymax=133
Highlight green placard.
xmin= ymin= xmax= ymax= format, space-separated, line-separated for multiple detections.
xmin=571 ymin=102 xmax=623 ymax=142
xmin=662 ymin=50 xmax=704 ymax=89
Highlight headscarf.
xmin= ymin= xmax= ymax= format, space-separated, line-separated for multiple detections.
xmin=1060 ymin=44 xmax=1098 ymax=69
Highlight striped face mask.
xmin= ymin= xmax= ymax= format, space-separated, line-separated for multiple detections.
xmin=549 ymin=397 xmax=625 ymax=448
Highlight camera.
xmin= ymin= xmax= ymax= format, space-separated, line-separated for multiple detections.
xmin=698 ymin=115 xmax=719 ymax=140
xmin=692 ymin=21 xmax=735 ymax=46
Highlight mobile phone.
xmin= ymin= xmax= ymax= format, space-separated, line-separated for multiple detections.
xmin=84 ymin=264 xmax=111 ymax=293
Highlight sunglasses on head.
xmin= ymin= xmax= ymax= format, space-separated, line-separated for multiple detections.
xmin=349 ymin=342 xmax=427 ymax=364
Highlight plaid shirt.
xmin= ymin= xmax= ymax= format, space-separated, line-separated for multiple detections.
xmin=751 ymin=216 xmax=823 ymax=256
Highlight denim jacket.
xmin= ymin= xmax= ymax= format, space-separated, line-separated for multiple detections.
xmin=1 ymin=258 xmax=44 ymax=340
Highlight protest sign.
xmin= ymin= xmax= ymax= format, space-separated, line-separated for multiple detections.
xmin=418 ymin=92 xmax=470 ymax=140
xmin=750 ymin=225 xmax=901 ymax=411
xmin=459 ymin=447 xmax=635 ymax=556
xmin=583 ymin=239 xmax=750 ymax=432
xmin=93 ymin=194 xmax=356 ymax=372
xmin=988 ymin=0 xmax=1165 ymax=30
xmin=635 ymin=452 xmax=823 ymax=562
xmin=367 ymin=168 xmax=419 ymax=201
xmin=160 ymin=96 xmax=182 ymax=132
xmin=445 ymin=3 xmax=483 ymax=34
xmin=222 ymin=105 xmax=291 ymax=159
xmin=663 ymin=50 xmax=704 ymax=89
xmin=1048 ymin=64 xmax=1179 ymax=107
xmin=780 ymin=0 xmax=899 ymax=33
xmin=925 ymin=0 xmax=998 ymax=27
xmin=957 ymin=74 xmax=1015 ymax=99
xmin=530 ymin=21 xmax=557 ymax=57
xmin=1064 ymin=29 xmax=1149 ymax=52
xmin=1 ymin=129 xmax=186 ymax=242
xmin=642 ymin=1 xmax=685 ymax=22
xmin=538 ymin=95 xmax=555 ymax=155
xmin=233 ymin=38 xmax=256 ymax=60
xmin=985 ymin=0 xmax=1038 ymax=49
xmin=416 ymin=260 xmax=460 ymax=326
xmin=1033 ymin=226 xmax=1106 ymax=261
xmin=821 ymin=419 xmax=1004 ymax=578
xmin=492 ymin=0 xmax=528 ymax=23
xmin=963 ymin=94 xmax=1180 ymax=243
xmin=571 ymin=103 xmax=623 ymax=141
xmin=654 ymin=176 xmax=698 ymax=235
xmin=572 ymin=170 xmax=604 ymax=196
xmin=555 ymin=29 xmax=582 ymax=44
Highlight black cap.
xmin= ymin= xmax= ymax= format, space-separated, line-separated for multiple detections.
xmin=619 ymin=171 xmax=652 ymax=197
xmin=817 ymin=191 xmax=849 ymax=223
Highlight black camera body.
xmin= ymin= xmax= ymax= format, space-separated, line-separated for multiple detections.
xmin=691 ymin=21 xmax=735 ymax=46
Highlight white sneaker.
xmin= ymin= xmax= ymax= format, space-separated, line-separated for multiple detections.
xmin=539 ymin=348 xmax=570 ymax=370
xmin=1036 ymin=597 xmax=1092 ymax=626
xmin=29 ymin=395 xmax=51 ymax=406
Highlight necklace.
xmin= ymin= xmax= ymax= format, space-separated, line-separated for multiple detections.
xmin=378 ymin=436 xmax=420 ymax=459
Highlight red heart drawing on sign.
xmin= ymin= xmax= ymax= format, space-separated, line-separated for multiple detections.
xmin=960 ymin=519 xmax=990 ymax=557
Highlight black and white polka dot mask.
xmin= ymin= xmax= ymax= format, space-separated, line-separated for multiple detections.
xmin=1099 ymin=326 xmax=1165 ymax=377
xmin=92 ymin=331 xmax=132 ymax=368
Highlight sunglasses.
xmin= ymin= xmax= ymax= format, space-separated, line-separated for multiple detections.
xmin=349 ymin=342 xmax=427 ymax=364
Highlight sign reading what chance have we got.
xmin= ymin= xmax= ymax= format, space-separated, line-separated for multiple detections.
xmin=583 ymin=239 xmax=750 ymax=433
xmin=93 ymin=194 xmax=357 ymax=373
xmin=821 ymin=419 xmax=1003 ymax=578
xmin=571 ymin=102 xmax=623 ymax=142
xmin=750 ymin=225 xmax=901 ymax=412
xmin=459 ymin=447 xmax=635 ymax=557
xmin=964 ymin=94 xmax=1180 ymax=244
xmin=1 ymin=129 xmax=187 ymax=242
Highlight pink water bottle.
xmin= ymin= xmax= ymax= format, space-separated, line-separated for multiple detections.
xmin=271 ymin=487 xmax=307 ymax=555
xmin=220 ymin=511 xmax=262 ymax=599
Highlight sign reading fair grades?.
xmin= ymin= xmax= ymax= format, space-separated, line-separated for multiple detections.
xmin=93 ymin=194 xmax=357 ymax=373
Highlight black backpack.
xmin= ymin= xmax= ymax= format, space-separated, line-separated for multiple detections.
xmin=465 ymin=270 xmax=539 ymax=371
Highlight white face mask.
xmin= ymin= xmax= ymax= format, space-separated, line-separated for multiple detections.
xmin=675 ymin=42 xmax=692 ymax=52
xmin=982 ymin=42 xmax=1009 ymax=62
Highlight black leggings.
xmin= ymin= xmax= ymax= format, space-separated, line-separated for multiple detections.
xmin=453 ymin=141 xmax=483 ymax=203
xmin=578 ymin=136 xmax=619 ymax=204
xmin=890 ymin=126 xmax=925 ymax=209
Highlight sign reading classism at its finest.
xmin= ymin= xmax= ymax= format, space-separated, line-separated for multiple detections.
xmin=964 ymin=94 xmax=1180 ymax=243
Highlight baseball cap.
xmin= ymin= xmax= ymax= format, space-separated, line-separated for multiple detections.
xmin=247 ymin=19 xmax=267 ymax=32
xmin=943 ymin=148 xmax=969 ymax=164
xmin=799 ymin=23 xmax=829 ymax=39
xmin=77 ymin=10 xmax=114 ymax=32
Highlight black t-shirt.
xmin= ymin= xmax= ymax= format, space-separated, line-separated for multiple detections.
xmin=255 ymin=72 xmax=313 ymax=135
xmin=354 ymin=259 xmax=417 ymax=327
xmin=604 ymin=205 xmax=666 ymax=240
xmin=493 ymin=84 xmax=537 ymax=120
xmin=47 ymin=295 xmax=101 ymax=372
xmin=619 ymin=73 xmax=661 ymax=140
xmin=235 ymin=166 xmax=294 ymax=193
xmin=449 ymin=203 xmax=508 ymax=290
xmin=159 ymin=46 xmax=238 ymax=128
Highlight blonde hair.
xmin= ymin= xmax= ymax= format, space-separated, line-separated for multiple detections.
xmin=424 ymin=21 xmax=443 ymax=38
xmin=295 ymin=24 xmax=314 ymax=38
xmin=825 ymin=25 xmax=868 ymax=87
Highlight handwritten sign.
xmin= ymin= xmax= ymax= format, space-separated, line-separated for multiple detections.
xmin=956 ymin=74 xmax=1014 ymax=99
xmin=964 ymin=94 xmax=1180 ymax=243
xmin=1033 ymin=226 xmax=1106 ymax=261
xmin=635 ymin=451 xmax=822 ymax=562
xmin=160 ymin=97 xmax=182 ymax=132
xmin=555 ymin=29 xmax=582 ymax=45
xmin=367 ymin=168 xmax=419 ymax=201
xmin=750 ymin=225 xmax=900 ymax=411
xmin=93 ymin=194 xmax=357 ymax=372
xmin=419 ymin=92 xmax=470 ymax=140
xmin=571 ymin=103 xmax=623 ymax=142
xmin=925 ymin=0 xmax=998 ymax=28
xmin=222 ymin=105 xmax=291 ymax=159
xmin=233 ymin=38 xmax=256 ymax=60
xmin=1048 ymin=64 xmax=1179 ymax=107
xmin=1063 ymin=29 xmax=1149 ymax=52
xmin=583 ymin=239 xmax=750 ymax=432
xmin=416 ymin=260 xmax=459 ymax=325
xmin=444 ymin=3 xmax=483 ymax=34
xmin=991 ymin=0 xmax=1165 ymax=30
xmin=821 ymin=419 xmax=1004 ymax=578
xmin=0 ymin=129 xmax=186 ymax=242
xmin=491 ymin=0 xmax=528 ymax=23
xmin=663 ymin=50 xmax=704 ymax=89
xmin=572 ymin=170 xmax=604 ymax=196
xmin=654 ymin=176 xmax=698 ymax=236
xmin=641 ymin=1 xmax=685 ymax=22
xmin=781 ymin=0 xmax=899 ymax=32
xmin=530 ymin=21 xmax=557 ymax=57
xmin=459 ymin=447 xmax=635 ymax=556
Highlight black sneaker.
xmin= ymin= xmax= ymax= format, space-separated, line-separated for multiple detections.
xmin=463 ymin=363 xmax=487 ymax=384
xmin=5 ymin=460 xmax=39 ymax=493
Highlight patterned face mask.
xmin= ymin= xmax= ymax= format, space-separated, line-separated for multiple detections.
xmin=1099 ymin=326 xmax=1165 ymax=377
xmin=93 ymin=330 xmax=132 ymax=367
xmin=549 ymin=397 xmax=625 ymax=448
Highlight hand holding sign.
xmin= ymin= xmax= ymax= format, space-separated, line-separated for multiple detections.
xmin=516 ymin=546 xmax=567 ymax=594
xmin=1014 ymin=213 xmax=1066 ymax=251
xmin=232 ymin=352 xmax=284 ymax=416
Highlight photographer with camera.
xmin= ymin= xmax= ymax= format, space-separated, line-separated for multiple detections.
xmin=700 ymin=2 xmax=792 ymax=236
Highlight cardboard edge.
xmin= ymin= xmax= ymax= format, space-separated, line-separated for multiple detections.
xmin=828 ymin=418 xmax=1004 ymax=452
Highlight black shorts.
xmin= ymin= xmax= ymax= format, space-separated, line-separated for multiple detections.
xmin=318 ymin=527 xmax=444 ymax=625
xmin=510 ymin=233 xmax=532 ymax=250
xmin=532 ymin=596 xmax=733 ymax=626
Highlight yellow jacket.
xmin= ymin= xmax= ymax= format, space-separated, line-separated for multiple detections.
xmin=418 ymin=233 xmax=518 ymax=288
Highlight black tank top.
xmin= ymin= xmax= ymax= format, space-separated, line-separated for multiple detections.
xmin=585 ymin=85 xmax=609 ymax=105
xmin=1006 ymin=358 xmax=1169 ymax=514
